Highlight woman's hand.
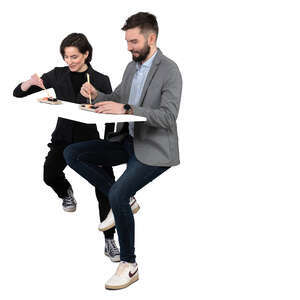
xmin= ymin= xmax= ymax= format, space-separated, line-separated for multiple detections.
xmin=81 ymin=82 xmax=98 ymax=100
xmin=29 ymin=73 xmax=45 ymax=89
xmin=94 ymin=101 xmax=125 ymax=114
xmin=21 ymin=73 xmax=45 ymax=92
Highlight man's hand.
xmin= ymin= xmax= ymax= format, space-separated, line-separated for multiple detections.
xmin=94 ymin=101 xmax=126 ymax=114
xmin=81 ymin=82 xmax=98 ymax=100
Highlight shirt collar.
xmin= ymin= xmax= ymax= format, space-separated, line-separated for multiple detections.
xmin=136 ymin=50 xmax=158 ymax=70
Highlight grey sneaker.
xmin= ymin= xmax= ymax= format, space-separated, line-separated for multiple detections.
xmin=62 ymin=188 xmax=77 ymax=212
xmin=105 ymin=239 xmax=120 ymax=262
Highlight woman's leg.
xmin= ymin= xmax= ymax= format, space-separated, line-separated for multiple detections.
xmin=43 ymin=142 xmax=72 ymax=198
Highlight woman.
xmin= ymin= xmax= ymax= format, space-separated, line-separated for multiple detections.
xmin=13 ymin=33 xmax=120 ymax=262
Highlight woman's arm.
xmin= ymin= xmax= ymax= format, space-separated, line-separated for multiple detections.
xmin=13 ymin=70 xmax=54 ymax=98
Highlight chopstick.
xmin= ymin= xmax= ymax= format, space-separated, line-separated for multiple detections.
xmin=86 ymin=73 xmax=92 ymax=104
xmin=36 ymin=73 xmax=51 ymax=98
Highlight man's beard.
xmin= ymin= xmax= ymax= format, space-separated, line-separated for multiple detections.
xmin=131 ymin=43 xmax=151 ymax=62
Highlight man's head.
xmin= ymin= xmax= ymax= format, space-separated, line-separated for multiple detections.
xmin=122 ymin=12 xmax=159 ymax=62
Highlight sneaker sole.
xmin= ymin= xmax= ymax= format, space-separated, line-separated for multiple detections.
xmin=63 ymin=206 xmax=76 ymax=212
xmin=98 ymin=205 xmax=140 ymax=232
xmin=105 ymin=252 xmax=121 ymax=263
xmin=105 ymin=274 xmax=139 ymax=290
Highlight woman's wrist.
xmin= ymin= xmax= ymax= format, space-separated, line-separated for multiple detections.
xmin=20 ymin=80 xmax=32 ymax=92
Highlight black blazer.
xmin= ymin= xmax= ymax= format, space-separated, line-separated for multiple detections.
xmin=13 ymin=64 xmax=113 ymax=143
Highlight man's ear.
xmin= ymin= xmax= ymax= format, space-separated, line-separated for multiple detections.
xmin=148 ymin=32 xmax=157 ymax=46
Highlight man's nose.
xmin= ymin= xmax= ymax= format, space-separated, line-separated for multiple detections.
xmin=127 ymin=44 xmax=133 ymax=51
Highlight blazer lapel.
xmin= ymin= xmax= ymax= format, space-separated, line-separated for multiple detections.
xmin=139 ymin=49 xmax=162 ymax=106
xmin=124 ymin=63 xmax=136 ymax=104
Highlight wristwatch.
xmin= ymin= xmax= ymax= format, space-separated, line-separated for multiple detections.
xmin=123 ymin=104 xmax=133 ymax=114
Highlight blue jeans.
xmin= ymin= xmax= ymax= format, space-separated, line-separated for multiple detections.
xmin=63 ymin=136 xmax=169 ymax=262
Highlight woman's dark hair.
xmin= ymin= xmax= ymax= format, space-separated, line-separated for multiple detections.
xmin=60 ymin=33 xmax=93 ymax=63
xmin=121 ymin=12 xmax=159 ymax=38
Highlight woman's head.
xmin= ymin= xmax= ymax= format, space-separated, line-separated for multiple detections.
xmin=60 ymin=33 xmax=93 ymax=72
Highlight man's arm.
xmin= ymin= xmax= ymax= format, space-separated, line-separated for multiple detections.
xmin=93 ymin=83 xmax=122 ymax=103
xmin=131 ymin=65 xmax=182 ymax=129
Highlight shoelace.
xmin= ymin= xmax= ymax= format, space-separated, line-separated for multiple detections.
xmin=107 ymin=239 xmax=120 ymax=256
xmin=63 ymin=195 xmax=75 ymax=206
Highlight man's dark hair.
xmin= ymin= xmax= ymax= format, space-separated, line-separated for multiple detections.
xmin=121 ymin=12 xmax=159 ymax=38
xmin=60 ymin=33 xmax=93 ymax=63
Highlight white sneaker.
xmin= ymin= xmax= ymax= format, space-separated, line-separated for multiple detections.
xmin=98 ymin=197 xmax=140 ymax=232
xmin=105 ymin=261 xmax=139 ymax=290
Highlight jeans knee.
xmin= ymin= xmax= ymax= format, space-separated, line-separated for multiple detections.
xmin=63 ymin=145 xmax=76 ymax=166
xmin=108 ymin=183 xmax=131 ymax=213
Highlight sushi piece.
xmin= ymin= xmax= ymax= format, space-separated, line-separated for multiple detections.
xmin=38 ymin=97 xmax=62 ymax=105
xmin=80 ymin=104 xmax=97 ymax=112
xmin=42 ymin=97 xmax=58 ymax=102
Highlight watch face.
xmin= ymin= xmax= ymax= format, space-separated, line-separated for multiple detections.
xmin=124 ymin=104 xmax=131 ymax=111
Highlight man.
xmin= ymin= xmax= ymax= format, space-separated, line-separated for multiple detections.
xmin=64 ymin=12 xmax=182 ymax=290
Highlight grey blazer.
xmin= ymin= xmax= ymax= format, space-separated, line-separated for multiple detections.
xmin=94 ymin=48 xmax=182 ymax=167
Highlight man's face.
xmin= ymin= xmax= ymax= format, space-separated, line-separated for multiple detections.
xmin=125 ymin=27 xmax=151 ymax=62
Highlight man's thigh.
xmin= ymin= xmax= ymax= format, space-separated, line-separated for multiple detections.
xmin=67 ymin=139 xmax=129 ymax=167
xmin=113 ymin=155 xmax=170 ymax=198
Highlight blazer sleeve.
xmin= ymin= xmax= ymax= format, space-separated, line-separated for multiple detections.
xmin=131 ymin=65 xmax=182 ymax=129
xmin=13 ymin=69 xmax=56 ymax=98
xmin=93 ymin=83 xmax=122 ymax=103
xmin=93 ymin=62 xmax=134 ymax=104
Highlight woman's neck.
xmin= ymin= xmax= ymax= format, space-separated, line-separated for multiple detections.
xmin=76 ymin=64 xmax=88 ymax=73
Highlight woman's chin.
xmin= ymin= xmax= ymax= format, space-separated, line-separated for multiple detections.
xmin=69 ymin=66 xmax=79 ymax=72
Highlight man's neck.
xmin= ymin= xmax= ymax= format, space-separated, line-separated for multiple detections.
xmin=142 ymin=46 xmax=158 ymax=64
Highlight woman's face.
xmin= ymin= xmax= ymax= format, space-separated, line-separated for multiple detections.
xmin=63 ymin=46 xmax=88 ymax=72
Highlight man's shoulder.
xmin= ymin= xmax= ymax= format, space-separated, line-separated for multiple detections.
xmin=154 ymin=52 xmax=181 ymax=82
xmin=124 ymin=61 xmax=136 ymax=72
xmin=158 ymin=52 xmax=180 ymax=72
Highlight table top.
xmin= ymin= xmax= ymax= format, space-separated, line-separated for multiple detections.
xmin=12 ymin=94 xmax=147 ymax=124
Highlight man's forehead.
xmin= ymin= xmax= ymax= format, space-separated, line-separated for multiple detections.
xmin=125 ymin=27 xmax=143 ymax=41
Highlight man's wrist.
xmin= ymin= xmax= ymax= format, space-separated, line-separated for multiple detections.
xmin=123 ymin=104 xmax=133 ymax=114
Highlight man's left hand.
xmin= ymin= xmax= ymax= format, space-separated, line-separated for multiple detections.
xmin=94 ymin=101 xmax=125 ymax=114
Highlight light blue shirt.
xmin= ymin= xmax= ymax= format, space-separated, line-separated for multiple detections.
xmin=128 ymin=51 xmax=157 ymax=137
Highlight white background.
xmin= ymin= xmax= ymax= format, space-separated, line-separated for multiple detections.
xmin=1 ymin=0 xmax=300 ymax=299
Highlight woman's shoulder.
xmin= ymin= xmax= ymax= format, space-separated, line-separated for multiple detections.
xmin=43 ymin=66 xmax=69 ymax=78
xmin=89 ymin=67 xmax=110 ymax=81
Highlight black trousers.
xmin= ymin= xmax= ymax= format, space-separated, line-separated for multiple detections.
xmin=43 ymin=122 xmax=115 ymax=239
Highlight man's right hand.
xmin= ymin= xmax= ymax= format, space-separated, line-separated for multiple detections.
xmin=81 ymin=82 xmax=98 ymax=100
